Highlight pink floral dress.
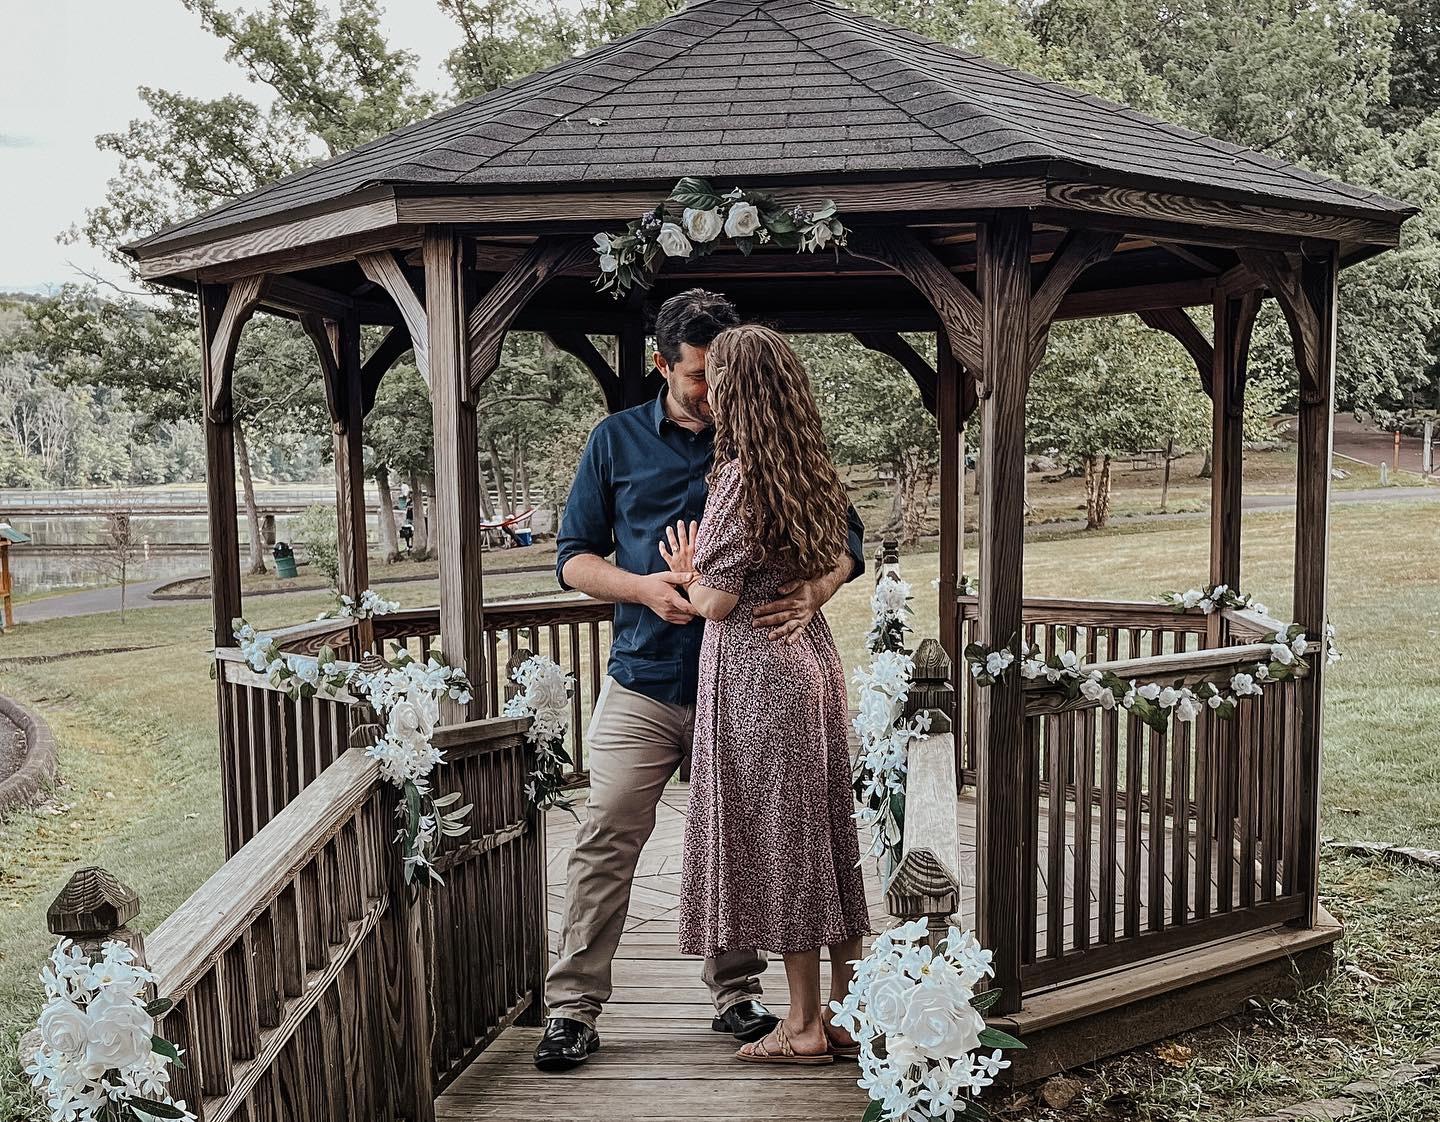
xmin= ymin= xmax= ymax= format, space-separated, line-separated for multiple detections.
xmin=677 ymin=460 xmax=872 ymax=956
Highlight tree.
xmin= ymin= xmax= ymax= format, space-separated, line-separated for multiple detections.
xmin=366 ymin=361 xmax=434 ymax=557
xmin=804 ymin=334 xmax=939 ymax=546
xmin=93 ymin=505 xmax=143 ymax=620
xmin=1028 ymin=317 xmax=1211 ymax=529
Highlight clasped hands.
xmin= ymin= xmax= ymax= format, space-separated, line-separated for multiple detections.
xmin=636 ymin=518 xmax=822 ymax=642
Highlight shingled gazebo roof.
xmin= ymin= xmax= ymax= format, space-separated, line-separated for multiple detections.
xmin=126 ymin=0 xmax=1412 ymax=265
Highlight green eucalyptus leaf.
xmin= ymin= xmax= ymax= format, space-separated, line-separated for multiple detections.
xmin=978 ymin=1026 xmax=1026 ymax=1050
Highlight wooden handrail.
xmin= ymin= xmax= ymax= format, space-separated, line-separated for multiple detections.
xmin=1222 ymin=604 xmax=1291 ymax=639
xmin=958 ymin=594 xmax=1206 ymax=630
xmin=146 ymin=749 xmax=378 ymax=998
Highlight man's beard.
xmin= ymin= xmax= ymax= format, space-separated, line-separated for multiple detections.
xmin=672 ymin=388 xmax=712 ymax=427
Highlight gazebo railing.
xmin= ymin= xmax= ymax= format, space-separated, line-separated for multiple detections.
xmin=956 ymin=596 xmax=1212 ymax=781
xmin=1016 ymin=641 xmax=1311 ymax=992
xmin=131 ymin=714 xmax=538 ymax=1122
xmin=217 ymin=597 xmax=613 ymax=854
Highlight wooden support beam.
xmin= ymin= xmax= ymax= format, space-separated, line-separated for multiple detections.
xmin=1028 ymin=230 xmax=1122 ymax=368
xmin=359 ymin=325 xmax=413 ymax=416
xmin=1236 ymin=249 xmax=1329 ymax=402
xmin=327 ymin=314 xmax=373 ymax=650
xmin=1155 ymin=241 xmax=1225 ymax=274
xmin=1138 ymin=307 xmax=1215 ymax=395
xmin=854 ymin=331 xmax=938 ymax=415
xmin=547 ymin=330 xmax=624 ymax=413
xmin=618 ymin=318 xmax=653 ymax=409
xmin=466 ymin=236 xmax=593 ymax=396
xmin=425 ymin=228 xmax=487 ymax=720
xmin=847 ymin=228 xmax=984 ymax=374
xmin=300 ymin=313 xmax=342 ymax=421
xmin=199 ymin=282 xmax=245 ymax=859
xmin=263 ymin=275 xmax=355 ymax=321
xmin=1208 ymin=292 xmax=1262 ymax=636
xmin=974 ymin=211 xmax=1033 ymax=1015
xmin=359 ymin=250 xmax=429 ymax=382
xmin=936 ymin=333 xmax=962 ymax=681
xmin=206 ymin=274 xmax=269 ymax=416
xmin=1287 ymin=248 xmax=1339 ymax=928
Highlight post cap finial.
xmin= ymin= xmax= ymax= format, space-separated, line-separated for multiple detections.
xmin=47 ymin=867 xmax=141 ymax=939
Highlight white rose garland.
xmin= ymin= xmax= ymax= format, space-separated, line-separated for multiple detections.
xmin=26 ymin=939 xmax=194 ymax=1122
xmin=502 ymin=654 xmax=578 ymax=816
xmin=593 ymin=176 xmax=850 ymax=298
xmin=331 ymin=588 xmax=400 ymax=620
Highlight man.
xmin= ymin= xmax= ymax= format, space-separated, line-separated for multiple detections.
xmin=535 ymin=289 xmax=866 ymax=1071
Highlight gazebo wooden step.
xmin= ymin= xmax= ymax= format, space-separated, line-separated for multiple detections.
xmin=993 ymin=906 xmax=1342 ymax=1080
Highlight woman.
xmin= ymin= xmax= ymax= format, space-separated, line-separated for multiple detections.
xmin=665 ymin=324 xmax=871 ymax=1065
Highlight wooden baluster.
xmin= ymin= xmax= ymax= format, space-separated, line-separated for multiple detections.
xmin=1122 ymin=707 xmax=1144 ymax=939
xmin=1045 ymin=712 xmax=1068 ymax=960
xmin=1172 ymin=718 xmax=1193 ymax=925
xmin=1238 ymin=698 xmax=1257 ymax=909
xmin=1073 ymin=706 xmax=1095 ymax=952
xmin=1021 ymin=715 xmax=1040 ymax=967
xmin=568 ymin=624 xmax=584 ymax=775
xmin=1147 ymin=627 xmax=1167 ymax=932
xmin=1194 ymin=709 xmax=1214 ymax=920
xmin=1099 ymin=706 xmax=1119 ymax=944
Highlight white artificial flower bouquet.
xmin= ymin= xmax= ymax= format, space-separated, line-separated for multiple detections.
xmin=232 ymin=618 xmax=350 ymax=701
xmin=26 ymin=939 xmax=194 ymax=1122
xmin=593 ymin=176 xmax=850 ymax=297
xmin=350 ymin=649 xmax=475 ymax=886
xmin=333 ymin=587 xmax=400 ymax=620
xmin=502 ymin=654 xmax=578 ymax=815
xmin=830 ymin=920 xmax=1024 ymax=1122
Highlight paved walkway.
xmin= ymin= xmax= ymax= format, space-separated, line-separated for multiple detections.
xmin=12 ymin=487 xmax=1436 ymax=624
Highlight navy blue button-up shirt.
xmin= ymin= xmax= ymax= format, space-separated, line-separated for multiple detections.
xmin=556 ymin=391 xmax=866 ymax=705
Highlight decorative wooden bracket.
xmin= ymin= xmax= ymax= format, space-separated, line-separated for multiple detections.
xmin=467 ymin=236 xmax=593 ymax=396
xmin=1237 ymin=249 xmax=1329 ymax=403
xmin=1138 ymin=307 xmax=1216 ymax=395
xmin=1027 ymin=230 xmax=1122 ymax=371
xmin=205 ymin=274 xmax=270 ymax=418
xmin=854 ymin=331 xmax=939 ymax=416
xmin=359 ymin=324 xmax=413 ymax=416
xmin=300 ymin=313 xmax=343 ymax=424
xmin=548 ymin=330 xmax=624 ymax=413
xmin=847 ymin=229 xmax=984 ymax=375
xmin=1217 ymin=290 xmax=1263 ymax=417
xmin=359 ymin=251 xmax=429 ymax=383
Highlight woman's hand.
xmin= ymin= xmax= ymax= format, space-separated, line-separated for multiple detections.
xmin=659 ymin=519 xmax=699 ymax=578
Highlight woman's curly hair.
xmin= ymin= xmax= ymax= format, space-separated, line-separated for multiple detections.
xmin=705 ymin=324 xmax=848 ymax=582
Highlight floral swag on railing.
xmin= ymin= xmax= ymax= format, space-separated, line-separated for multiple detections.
xmin=962 ymin=582 xmax=1342 ymax=729
xmin=26 ymin=939 xmax=193 ymax=1122
xmin=593 ymin=176 xmax=850 ymax=297
xmin=329 ymin=587 xmax=400 ymax=620
xmin=232 ymin=611 xmax=474 ymax=887
xmin=852 ymin=576 xmax=929 ymax=876
xmin=502 ymin=654 xmax=578 ymax=816
xmin=831 ymin=919 xmax=1024 ymax=1122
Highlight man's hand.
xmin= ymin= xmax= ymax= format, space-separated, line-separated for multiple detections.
xmin=753 ymin=577 xmax=826 ymax=643
xmin=638 ymin=570 xmax=700 ymax=625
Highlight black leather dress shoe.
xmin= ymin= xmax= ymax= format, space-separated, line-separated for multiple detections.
xmin=711 ymin=999 xmax=779 ymax=1043
xmin=534 ymin=1017 xmax=600 ymax=1071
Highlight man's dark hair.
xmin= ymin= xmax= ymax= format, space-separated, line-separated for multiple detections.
xmin=653 ymin=288 xmax=740 ymax=366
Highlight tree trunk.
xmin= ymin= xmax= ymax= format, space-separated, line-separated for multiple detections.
xmin=1198 ymin=445 xmax=1213 ymax=479
xmin=1083 ymin=453 xmax=1113 ymax=530
xmin=488 ymin=433 xmax=512 ymax=520
xmin=422 ymin=474 xmax=437 ymax=558
xmin=408 ymin=468 xmax=430 ymax=557
xmin=1160 ymin=437 xmax=1176 ymax=512
xmin=513 ymin=432 xmax=531 ymax=509
xmin=374 ymin=465 xmax=400 ymax=563
xmin=234 ymin=423 xmax=267 ymax=575
xmin=476 ymin=459 xmax=496 ymax=521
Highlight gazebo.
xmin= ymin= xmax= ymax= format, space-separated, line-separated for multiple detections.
xmin=88 ymin=0 xmax=1413 ymax=1117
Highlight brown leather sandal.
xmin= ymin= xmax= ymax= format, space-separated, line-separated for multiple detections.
xmin=822 ymin=1020 xmax=861 ymax=1059
xmin=734 ymin=1022 xmax=834 ymax=1065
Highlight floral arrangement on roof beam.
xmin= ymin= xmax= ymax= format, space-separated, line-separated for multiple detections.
xmin=502 ymin=654 xmax=578 ymax=816
xmin=350 ymin=649 xmax=475 ymax=886
xmin=852 ymin=575 xmax=929 ymax=876
xmin=829 ymin=919 xmax=1024 ymax=1122
xmin=26 ymin=939 xmax=194 ymax=1122
xmin=592 ymin=176 xmax=850 ymax=297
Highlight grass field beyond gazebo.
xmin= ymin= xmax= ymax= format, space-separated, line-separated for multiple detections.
xmin=2 ymin=498 xmax=1438 ymax=1119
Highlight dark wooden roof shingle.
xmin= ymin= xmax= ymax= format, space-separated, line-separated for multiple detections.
xmin=127 ymin=0 xmax=1412 ymax=254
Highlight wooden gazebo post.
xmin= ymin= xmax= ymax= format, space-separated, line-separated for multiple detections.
xmin=974 ymin=212 xmax=1034 ymax=1014
xmin=425 ymin=229 xmax=488 ymax=720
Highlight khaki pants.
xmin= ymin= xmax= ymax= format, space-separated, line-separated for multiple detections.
xmin=543 ymin=677 xmax=767 ymax=1027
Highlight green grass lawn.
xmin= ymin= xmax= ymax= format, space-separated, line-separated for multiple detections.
xmin=2 ymin=498 xmax=1438 ymax=1118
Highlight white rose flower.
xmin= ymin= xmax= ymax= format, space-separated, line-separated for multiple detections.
xmin=864 ymin=971 xmax=911 ymax=1035
xmin=1181 ymin=589 xmax=1203 ymax=609
xmin=1157 ymin=686 xmax=1180 ymax=708
xmin=527 ymin=675 xmax=570 ymax=715
xmin=593 ymin=232 xmax=613 ymax=254
xmin=1255 ymin=662 xmax=1271 ymax=681
xmin=810 ymin=223 xmax=833 ymax=250
xmin=1098 ymin=688 xmax=1117 ymax=710
xmin=1175 ymin=694 xmax=1201 ymax=722
xmin=389 ymin=695 xmax=437 ymax=747
xmin=656 ymin=222 xmax=693 ymax=257
xmin=1230 ymin=672 xmax=1259 ymax=696
xmin=596 ymin=252 xmax=619 ymax=274
xmin=681 ymin=207 xmax=724 ymax=243
xmin=1291 ymin=633 xmax=1308 ymax=656
xmin=723 ymin=200 xmax=762 ymax=237
xmin=1137 ymin=682 xmax=1161 ymax=701
xmin=898 ymin=987 xmax=985 ymax=1060
xmin=1079 ymin=677 xmax=1106 ymax=702
xmin=1270 ymin=642 xmax=1296 ymax=666
xmin=1207 ymin=692 xmax=1224 ymax=709
xmin=83 ymin=991 xmax=154 ymax=1078
xmin=38 ymin=997 xmax=90 ymax=1058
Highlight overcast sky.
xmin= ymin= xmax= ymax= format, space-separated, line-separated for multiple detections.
xmin=0 ymin=0 xmax=465 ymax=293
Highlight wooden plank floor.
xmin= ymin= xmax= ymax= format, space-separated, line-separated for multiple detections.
xmin=435 ymin=784 xmax=1265 ymax=1120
